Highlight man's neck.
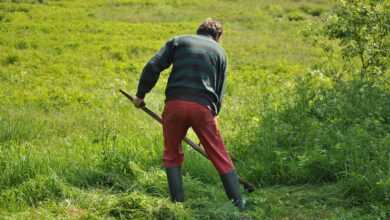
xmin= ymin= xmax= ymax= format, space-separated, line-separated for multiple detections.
xmin=197 ymin=34 xmax=218 ymax=42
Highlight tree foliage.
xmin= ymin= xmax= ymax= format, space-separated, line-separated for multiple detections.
xmin=324 ymin=0 xmax=390 ymax=81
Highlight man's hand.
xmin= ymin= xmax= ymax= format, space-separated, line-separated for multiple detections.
xmin=133 ymin=96 xmax=145 ymax=108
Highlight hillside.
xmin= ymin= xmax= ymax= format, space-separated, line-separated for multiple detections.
xmin=0 ymin=0 xmax=389 ymax=219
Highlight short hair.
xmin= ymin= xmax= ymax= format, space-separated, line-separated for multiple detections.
xmin=196 ymin=18 xmax=223 ymax=41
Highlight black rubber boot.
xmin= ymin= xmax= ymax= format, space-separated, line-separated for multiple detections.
xmin=166 ymin=166 xmax=184 ymax=202
xmin=220 ymin=170 xmax=246 ymax=211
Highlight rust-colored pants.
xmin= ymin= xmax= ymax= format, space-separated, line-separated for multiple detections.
xmin=162 ymin=100 xmax=234 ymax=174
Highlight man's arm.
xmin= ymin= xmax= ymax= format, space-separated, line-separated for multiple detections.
xmin=215 ymin=55 xmax=227 ymax=115
xmin=135 ymin=39 xmax=175 ymax=100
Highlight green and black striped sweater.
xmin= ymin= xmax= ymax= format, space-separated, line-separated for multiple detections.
xmin=136 ymin=34 xmax=227 ymax=115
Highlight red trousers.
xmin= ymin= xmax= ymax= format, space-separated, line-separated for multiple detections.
xmin=162 ymin=100 xmax=234 ymax=174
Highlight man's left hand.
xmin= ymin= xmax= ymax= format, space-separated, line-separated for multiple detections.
xmin=133 ymin=96 xmax=145 ymax=108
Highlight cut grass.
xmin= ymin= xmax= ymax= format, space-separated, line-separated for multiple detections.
xmin=1 ymin=182 xmax=384 ymax=219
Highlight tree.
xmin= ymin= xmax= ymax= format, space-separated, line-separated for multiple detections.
xmin=324 ymin=0 xmax=389 ymax=81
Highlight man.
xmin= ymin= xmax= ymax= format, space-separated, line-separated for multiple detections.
xmin=133 ymin=18 xmax=245 ymax=210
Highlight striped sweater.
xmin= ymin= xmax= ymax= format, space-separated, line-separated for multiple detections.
xmin=136 ymin=34 xmax=227 ymax=115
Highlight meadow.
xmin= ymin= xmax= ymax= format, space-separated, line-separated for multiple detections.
xmin=0 ymin=0 xmax=389 ymax=219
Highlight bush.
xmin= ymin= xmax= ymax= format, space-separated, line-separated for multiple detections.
xmin=324 ymin=0 xmax=390 ymax=81
xmin=238 ymin=74 xmax=390 ymax=202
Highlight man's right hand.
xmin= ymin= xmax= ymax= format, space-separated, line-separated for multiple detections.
xmin=133 ymin=96 xmax=145 ymax=108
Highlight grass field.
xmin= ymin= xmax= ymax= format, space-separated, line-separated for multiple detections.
xmin=0 ymin=0 xmax=389 ymax=219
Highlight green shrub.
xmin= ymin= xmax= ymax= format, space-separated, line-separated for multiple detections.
xmin=237 ymin=72 xmax=389 ymax=205
xmin=324 ymin=0 xmax=390 ymax=81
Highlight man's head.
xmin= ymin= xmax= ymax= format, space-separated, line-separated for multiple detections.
xmin=196 ymin=18 xmax=223 ymax=42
